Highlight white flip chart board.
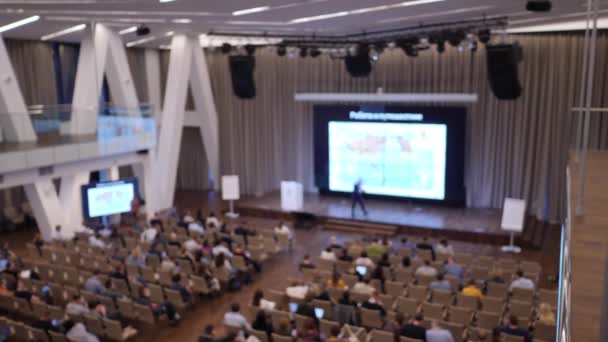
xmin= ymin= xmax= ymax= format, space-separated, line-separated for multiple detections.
xmin=501 ymin=198 xmax=527 ymax=233
xmin=221 ymin=175 xmax=240 ymax=201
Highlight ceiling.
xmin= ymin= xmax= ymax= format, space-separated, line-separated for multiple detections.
xmin=0 ymin=0 xmax=606 ymax=48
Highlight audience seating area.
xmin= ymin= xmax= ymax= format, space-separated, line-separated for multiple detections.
xmin=242 ymin=238 xmax=557 ymax=342
xmin=0 ymin=214 xmax=290 ymax=341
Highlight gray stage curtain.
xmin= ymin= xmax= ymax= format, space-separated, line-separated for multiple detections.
xmin=5 ymin=39 xmax=57 ymax=106
xmin=167 ymin=32 xmax=608 ymax=222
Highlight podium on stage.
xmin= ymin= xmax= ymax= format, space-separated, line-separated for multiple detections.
xmin=281 ymin=181 xmax=303 ymax=211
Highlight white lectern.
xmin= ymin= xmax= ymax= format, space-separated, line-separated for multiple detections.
xmin=222 ymin=175 xmax=240 ymax=218
xmin=281 ymin=181 xmax=303 ymax=211
xmin=500 ymin=198 xmax=526 ymax=253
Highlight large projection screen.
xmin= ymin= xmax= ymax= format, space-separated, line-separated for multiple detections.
xmin=81 ymin=179 xmax=139 ymax=219
xmin=314 ymin=105 xmax=466 ymax=205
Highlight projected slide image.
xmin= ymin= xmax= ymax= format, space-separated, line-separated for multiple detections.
xmin=328 ymin=121 xmax=447 ymax=199
xmin=87 ymin=183 xmax=135 ymax=218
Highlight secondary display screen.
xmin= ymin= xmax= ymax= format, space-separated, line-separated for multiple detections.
xmin=81 ymin=179 xmax=139 ymax=218
xmin=314 ymin=105 xmax=466 ymax=204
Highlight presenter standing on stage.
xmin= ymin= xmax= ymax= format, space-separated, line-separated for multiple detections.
xmin=352 ymin=178 xmax=368 ymax=217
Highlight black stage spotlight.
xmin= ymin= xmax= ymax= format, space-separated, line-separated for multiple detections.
xmin=221 ymin=43 xmax=232 ymax=54
xmin=526 ymin=1 xmax=552 ymax=12
xmin=310 ymin=47 xmax=321 ymax=58
xmin=299 ymin=47 xmax=308 ymax=58
xmin=402 ymin=44 xmax=418 ymax=57
xmin=276 ymin=44 xmax=287 ymax=57
xmin=446 ymin=30 xmax=465 ymax=47
xmin=437 ymin=40 xmax=446 ymax=53
xmin=244 ymin=44 xmax=256 ymax=56
xmin=136 ymin=25 xmax=150 ymax=36
xmin=478 ymin=29 xmax=491 ymax=44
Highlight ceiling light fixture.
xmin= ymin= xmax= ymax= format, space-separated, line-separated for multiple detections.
xmin=0 ymin=15 xmax=39 ymax=33
xmin=232 ymin=6 xmax=271 ymax=16
xmin=507 ymin=17 xmax=608 ymax=33
xmin=171 ymin=18 xmax=191 ymax=24
xmin=126 ymin=35 xmax=157 ymax=47
xmin=119 ymin=26 xmax=137 ymax=35
xmin=41 ymin=23 xmax=86 ymax=41
xmin=290 ymin=0 xmax=444 ymax=24
xmin=159 ymin=0 xmax=176 ymax=3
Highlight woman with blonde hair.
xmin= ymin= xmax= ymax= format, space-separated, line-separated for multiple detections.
xmin=537 ymin=302 xmax=556 ymax=325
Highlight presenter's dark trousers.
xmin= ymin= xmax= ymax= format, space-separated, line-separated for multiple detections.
xmin=352 ymin=195 xmax=368 ymax=215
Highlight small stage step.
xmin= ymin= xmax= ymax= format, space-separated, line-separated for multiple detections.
xmin=324 ymin=218 xmax=398 ymax=236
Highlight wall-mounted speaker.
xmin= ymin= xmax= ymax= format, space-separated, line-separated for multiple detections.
xmin=229 ymin=55 xmax=256 ymax=99
xmin=486 ymin=43 xmax=523 ymax=100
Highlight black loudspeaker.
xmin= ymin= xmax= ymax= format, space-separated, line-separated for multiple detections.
xmin=526 ymin=1 xmax=552 ymax=12
xmin=486 ymin=43 xmax=523 ymax=100
xmin=345 ymin=54 xmax=372 ymax=77
xmin=229 ymin=55 xmax=256 ymax=99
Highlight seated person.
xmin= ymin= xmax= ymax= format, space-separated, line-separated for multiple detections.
xmin=160 ymin=256 xmax=178 ymax=274
xmin=352 ymin=278 xmax=375 ymax=296
xmin=66 ymin=294 xmax=90 ymax=316
xmin=14 ymin=279 xmax=35 ymax=302
xmin=320 ymin=247 xmax=336 ymax=261
xmin=110 ymin=264 xmax=128 ymax=281
xmin=416 ymin=237 xmax=436 ymax=260
xmin=212 ymin=241 xmax=233 ymax=258
xmin=183 ymin=211 xmax=195 ymax=224
xmin=338 ymin=249 xmax=353 ymax=262
xmin=31 ymin=311 xmax=63 ymax=333
xmin=223 ymin=303 xmax=251 ymax=330
xmin=536 ymin=302 xmax=556 ymax=325
xmin=461 ymin=279 xmax=483 ymax=300
xmin=415 ymin=260 xmax=438 ymax=278
xmin=295 ymin=292 xmax=319 ymax=325
xmin=297 ymin=320 xmax=321 ymax=342
xmin=365 ymin=242 xmax=387 ymax=258
xmin=64 ymin=320 xmax=100 ymax=342
xmin=426 ymin=319 xmax=454 ymax=342
xmin=140 ymin=226 xmax=158 ymax=243
xmin=401 ymin=256 xmax=412 ymax=269
xmin=88 ymin=233 xmax=106 ymax=249
xmin=286 ymin=281 xmax=309 ymax=300
xmin=509 ymin=270 xmax=535 ymax=291
xmin=430 ymin=273 xmax=452 ymax=292
xmin=400 ymin=314 xmax=427 ymax=341
xmin=171 ymin=274 xmax=193 ymax=303
xmin=315 ymin=283 xmax=331 ymax=301
xmin=0 ymin=278 xmax=13 ymax=296
xmin=126 ymin=246 xmax=147 ymax=267
xmin=434 ymin=239 xmax=455 ymax=256
xmin=84 ymin=270 xmax=108 ymax=295
xmin=198 ymin=325 xmax=237 ymax=342
xmin=377 ymin=253 xmax=391 ymax=268
xmin=328 ymin=236 xmax=342 ymax=250
xmin=443 ymin=257 xmax=464 ymax=282
xmin=327 ymin=271 xmax=347 ymax=289
xmin=51 ymin=225 xmax=71 ymax=242
xmin=252 ymin=289 xmax=276 ymax=311
xmin=205 ymin=212 xmax=220 ymax=229
xmin=274 ymin=221 xmax=293 ymax=240
xmin=494 ymin=315 xmax=532 ymax=342
xmin=355 ymin=252 xmax=375 ymax=269
xmin=299 ymin=254 xmax=316 ymax=271
xmin=184 ymin=237 xmax=203 ymax=253
xmin=338 ymin=291 xmax=357 ymax=307
xmin=188 ymin=221 xmax=205 ymax=235
xmin=233 ymin=244 xmax=261 ymax=272
xmin=251 ymin=310 xmax=273 ymax=340
xmin=361 ymin=290 xmax=386 ymax=316
xmin=136 ymin=286 xmax=180 ymax=325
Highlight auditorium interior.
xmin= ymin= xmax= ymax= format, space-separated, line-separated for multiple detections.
xmin=0 ymin=0 xmax=605 ymax=341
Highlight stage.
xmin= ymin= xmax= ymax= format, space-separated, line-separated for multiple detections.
xmin=233 ymin=191 xmax=538 ymax=246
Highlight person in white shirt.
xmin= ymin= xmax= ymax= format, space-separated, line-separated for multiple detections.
xmin=183 ymin=211 xmax=195 ymax=224
xmin=212 ymin=241 xmax=233 ymax=258
xmin=355 ymin=252 xmax=376 ymax=269
xmin=140 ymin=227 xmax=158 ymax=243
xmin=74 ymin=223 xmax=94 ymax=236
xmin=352 ymin=279 xmax=375 ymax=295
xmin=274 ymin=221 xmax=293 ymax=239
xmin=183 ymin=238 xmax=202 ymax=253
xmin=206 ymin=212 xmax=220 ymax=229
xmin=320 ymin=247 xmax=336 ymax=261
xmin=426 ymin=320 xmax=454 ymax=342
xmin=434 ymin=239 xmax=455 ymax=256
xmin=160 ymin=256 xmax=177 ymax=274
xmin=416 ymin=260 xmax=439 ymax=278
xmin=252 ymin=289 xmax=276 ymax=311
xmin=88 ymin=234 xmax=106 ymax=249
xmin=66 ymin=321 xmax=100 ymax=342
xmin=509 ymin=270 xmax=535 ymax=291
xmin=50 ymin=225 xmax=73 ymax=241
xmin=66 ymin=295 xmax=90 ymax=316
xmin=223 ymin=303 xmax=251 ymax=330
xmin=188 ymin=222 xmax=205 ymax=235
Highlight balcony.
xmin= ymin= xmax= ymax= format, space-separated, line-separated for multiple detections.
xmin=0 ymin=104 xmax=157 ymax=174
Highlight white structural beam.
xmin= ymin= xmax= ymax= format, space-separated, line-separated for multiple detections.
xmin=144 ymin=49 xmax=162 ymax=120
xmin=0 ymin=36 xmax=36 ymax=142
xmin=155 ymin=34 xmax=192 ymax=210
xmin=294 ymin=92 xmax=479 ymax=103
xmin=190 ymin=44 xmax=220 ymax=189
xmin=153 ymin=34 xmax=221 ymax=209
